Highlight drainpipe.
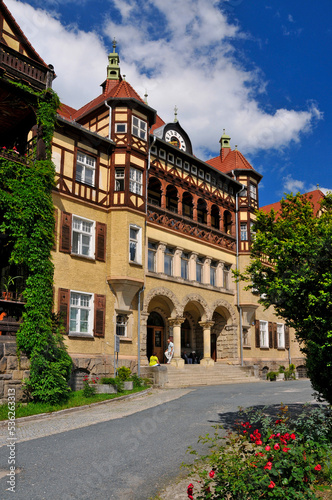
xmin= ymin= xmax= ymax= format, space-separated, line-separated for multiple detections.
xmin=234 ymin=170 xmax=244 ymax=367
xmin=105 ymin=100 xmax=112 ymax=140
xmin=137 ymin=286 xmax=145 ymax=377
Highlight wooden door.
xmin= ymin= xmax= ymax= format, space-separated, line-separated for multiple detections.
xmin=147 ymin=326 xmax=164 ymax=363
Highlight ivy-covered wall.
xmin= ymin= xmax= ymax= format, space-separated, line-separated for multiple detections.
xmin=0 ymin=81 xmax=72 ymax=404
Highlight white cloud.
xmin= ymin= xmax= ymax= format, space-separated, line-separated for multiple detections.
xmin=282 ymin=175 xmax=305 ymax=194
xmin=6 ymin=0 xmax=322 ymax=158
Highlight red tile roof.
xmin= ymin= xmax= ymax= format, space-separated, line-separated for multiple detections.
xmin=58 ymin=103 xmax=77 ymax=120
xmin=261 ymin=189 xmax=326 ymax=216
xmin=71 ymin=79 xmax=145 ymax=121
xmin=206 ymin=149 xmax=255 ymax=174
xmin=151 ymin=114 xmax=165 ymax=133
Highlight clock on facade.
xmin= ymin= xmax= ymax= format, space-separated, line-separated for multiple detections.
xmin=164 ymin=129 xmax=186 ymax=151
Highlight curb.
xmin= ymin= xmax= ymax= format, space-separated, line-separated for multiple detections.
xmin=0 ymin=388 xmax=152 ymax=427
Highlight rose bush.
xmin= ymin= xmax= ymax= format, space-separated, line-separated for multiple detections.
xmin=187 ymin=404 xmax=332 ymax=499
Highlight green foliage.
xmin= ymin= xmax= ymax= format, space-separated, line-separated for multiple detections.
xmin=239 ymin=193 xmax=332 ymax=404
xmin=284 ymin=364 xmax=296 ymax=380
xmin=189 ymin=404 xmax=332 ymax=499
xmin=82 ymin=375 xmax=98 ymax=397
xmin=117 ymin=366 xmax=131 ymax=381
xmin=0 ymin=81 xmax=71 ymax=404
xmin=100 ymin=377 xmax=118 ymax=386
xmin=266 ymin=371 xmax=278 ymax=381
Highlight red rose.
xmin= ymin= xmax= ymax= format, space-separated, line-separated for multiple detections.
xmin=274 ymin=444 xmax=280 ymax=450
xmin=282 ymin=447 xmax=290 ymax=453
xmin=290 ymin=433 xmax=296 ymax=440
xmin=275 ymin=419 xmax=282 ymax=424
xmin=265 ymin=445 xmax=271 ymax=451
xmin=268 ymin=481 xmax=276 ymax=489
xmin=264 ymin=462 xmax=272 ymax=470
xmin=256 ymin=439 xmax=263 ymax=445
xmin=314 ymin=464 xmax=322 ymax=471
xmin=209 ymin=470 xmax=215 ymax=478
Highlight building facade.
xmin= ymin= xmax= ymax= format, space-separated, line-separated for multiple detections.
xmin=0 ymin=2 xmax=306 ymax=387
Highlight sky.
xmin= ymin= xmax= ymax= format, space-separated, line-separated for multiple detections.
xmin=5 ymin=0 xmax=332 ymax=206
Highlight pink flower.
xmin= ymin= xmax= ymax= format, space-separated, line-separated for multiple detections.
xmin=268 ymin=481 xmax=276 ymax=489
xmin=274 ymin=444 xmax=280 ymax=450
xmin=264 ymin=462 xmax=272 ymax=470
xmin=256 ymin=439 xmax=263 ymax=445
xmin=265 ymin=445 xmax=271 ymax=451
xmin=314 ymin=464 xmax=322 ymax=471
xmin=209 ymin=470 xmax=215 ymax=478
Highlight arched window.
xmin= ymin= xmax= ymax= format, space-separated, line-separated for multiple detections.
xmin=211 ymin=205 xmax=220 ymax=229
xmin=166 ymin=185 xmax=178 ymax=213
xmin=197 ymin=198 xmax=207 ymax=224
xmin=148 ymin=177 xmax=161 ymax=207
xmin=182 ymin=192 xmax=193 ymax=219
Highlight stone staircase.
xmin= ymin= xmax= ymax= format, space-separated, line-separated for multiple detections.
xmin=164 ymin=362 xmax=260 ymax=388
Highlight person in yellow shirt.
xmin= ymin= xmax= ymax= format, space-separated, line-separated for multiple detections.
xmin=149 ymin=353 xmax=160 ymax=366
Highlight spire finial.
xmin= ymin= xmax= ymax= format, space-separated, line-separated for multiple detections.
xmin=112 ymin=37 xmax=117 ymax=52
xmin=144 ymin=90 xmax=148 ymax=105
xmin=174 ymin=105 xmax=178 ymax=123
xmin=317 ymin=183 xmax=320 ymax=190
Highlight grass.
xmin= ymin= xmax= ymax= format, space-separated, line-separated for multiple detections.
xmin=0 ymin=385 xmax=150 ymax=421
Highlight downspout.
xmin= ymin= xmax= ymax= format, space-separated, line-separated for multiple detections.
xmin=137 ymin=135 xmax=156 ymax=376
xmin=137 ymin=286 xmax=145 ymax=377
xmin=105 ymin=100 xmax=112 ymax=140
xmin=234 ymin=170 xmax=244 ymax=367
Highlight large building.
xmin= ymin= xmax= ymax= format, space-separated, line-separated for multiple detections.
xmin=0 ymin=1 xmax=306 ymax=388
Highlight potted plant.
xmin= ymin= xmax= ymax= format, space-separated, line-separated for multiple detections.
xmin=98 ymin=377 xmax=118 ymax=394
xmin=284 ymin=363 xmax=296 ymax=380
xmin=277 ymin=365 xmax=285 ymax=380
xmin=1 ymin=275 xmax=21 ymax=300
xmin=266 ymin=370 xmax=277 ymax=382
xmin=117 ymin=366 xmax=133 ymax=390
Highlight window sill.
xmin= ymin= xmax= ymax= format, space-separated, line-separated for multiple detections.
xmin=243 ymin=346 xmax=251 ymax=349
xmin=75 ymin=180 xmax=96 ymax=189
xmin=277 ymin=347 xmax=286 ymax=351
xmin=119 ymin=337 xmax=132 ymax=343
xmin=71 ymin=253 xmax=95 ymax=261
xmin=68 ymin=333 xmax=94 ymax=340
xmin=129 ymin=261 xmax=143 ymax=268
xmin=259 ymin=347 xmax=270 ymax=350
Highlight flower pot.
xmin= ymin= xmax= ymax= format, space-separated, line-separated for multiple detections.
xmin=95 ymin=384 xmax=117 ymax=394
xmin=123 ymin=380 xmax=133 ymax=390
xmin=276 ymin=373 xmax=285 ymax=381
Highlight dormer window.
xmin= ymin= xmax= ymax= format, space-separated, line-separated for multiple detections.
xmin=132 ymin=116 xmax=147 ymax=140
xmin=250 ymin=183 xmax=257 ymax=200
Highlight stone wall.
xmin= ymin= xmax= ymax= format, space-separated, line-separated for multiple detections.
xmin=0 ymin=337 xmax=30 ymax=404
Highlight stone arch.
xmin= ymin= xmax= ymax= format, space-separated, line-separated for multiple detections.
xmin=181 ymin=293 xmax=210 ymax=321
xmin=143 ymin=286 xmax=181 ymax=317
xmin=210 ymin=298 xmax=237 ymax=325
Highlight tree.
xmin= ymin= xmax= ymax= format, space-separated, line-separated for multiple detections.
xmin=240 ymin=193 xmax=332 ymax=404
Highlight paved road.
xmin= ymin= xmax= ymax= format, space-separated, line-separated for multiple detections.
xmin=0 ymin=380 xmax=319 ymax=500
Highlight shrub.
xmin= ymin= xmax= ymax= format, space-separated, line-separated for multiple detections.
xmin=82 ymin=375 xmax=98 ymax=398
xmin=100 ymin=377 xmax=117 ymax=387
xmin=266 ymin=371 xmax=278 ymax=381
xmin=117 ymin=366 xmax=131 ymax=381
xmin=285 ymin=363 xmax=296 ymax=380
xmin=188 ymin=404 xmax=332 ymax=499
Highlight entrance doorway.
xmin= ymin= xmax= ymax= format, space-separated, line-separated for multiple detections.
xmin=211 ymin=333 xmax=217 ymax=361
xmin=147 ymin=311 xmax=165 ymax=363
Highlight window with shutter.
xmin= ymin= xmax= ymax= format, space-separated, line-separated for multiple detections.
xmin=255 ymin=320 xmax=260 ymax=348
xmin=268 ymin=322 xmax=273 ymax=348
xmin=96 ymin=222 xmax=106 ymax=261
xmin=59 ymin=212 xmax=72 ymax=253
xmin=94 ymin=294 xmax=106 ymax=337
xmin=69 ymin=291 xmax=93 ymax=337
xmin=285 ymin=326 xmax=290 ymax=349
xmin=273 ymin=322 xmax=278 ymax=349
xmin=58 ymin=288 xmax=70 ymax=334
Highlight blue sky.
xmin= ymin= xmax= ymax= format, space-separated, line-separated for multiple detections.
xmin=6 ymin=0 xmax=332 ymax=206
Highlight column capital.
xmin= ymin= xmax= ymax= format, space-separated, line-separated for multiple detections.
xmin=168 ymin=317 xmax=185 ymax=327
xmin=199 ymin=320 xmax=214 ymax=329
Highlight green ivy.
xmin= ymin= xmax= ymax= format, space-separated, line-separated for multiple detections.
xmin=0 ymin=80 xmax=72 ymax=404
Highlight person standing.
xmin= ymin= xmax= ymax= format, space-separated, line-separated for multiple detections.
xmin=165 ymin=337 xmax=174 ymax=364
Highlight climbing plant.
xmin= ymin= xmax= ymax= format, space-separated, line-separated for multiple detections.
xmin=0 ymin=81 xmax=72 ymax=404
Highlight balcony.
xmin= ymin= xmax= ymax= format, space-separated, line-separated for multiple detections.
xmin=147 ymin=204 xmax=236 ymax=251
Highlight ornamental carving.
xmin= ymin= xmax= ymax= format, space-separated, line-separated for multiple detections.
xmin=143 ymin=286 xmax=181 ymax=316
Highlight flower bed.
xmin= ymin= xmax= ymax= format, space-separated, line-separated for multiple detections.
xmin=186 ymin=404 xmax=332 ymax=499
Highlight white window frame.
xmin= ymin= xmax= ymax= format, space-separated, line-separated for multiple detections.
xmin=159 ymin=149 xmax=166 ymax=159
xmin=181 ymin=252 xmax=189 ymax=280
xmin=76 ymin=152 xmax=96 ymax=187
xmin=191 ymin=165 xmax=197 ymax=175
xmin=167 ymin=153 xmax=174 ymax=163
xmin=129 ymin=167 xmax=143 ymax=195
xmin=116 ymin=314 xmax=128 ymax=337
xmin=259 ymin=320 xmax=269 ymax=348
xmin=72 ymin=216 xmax=95 ymax=258
xmin=115 ymin=167 xmax=125 ymax=191
xmin=129 ymin=225 xmax=142 ymax=264
xmin=164 ymin=246 xmax=174 ymax=276
xmin=148 ymin=241 xmax=157 ymax=272
xmin=277 ymin=323 xmax=285 ymax=349
xmin=198 ymin=169 xmax=204 ymax=179
xmin=183 ymin=161 xmax=190 ymax=172
xmin=115 ymin=123 xmax=127 ymax=133
xmin=176 ymin=158 xmax=182 ymax=167
xmin=250 ymin=183 xmax=257 ymax=200
xmin=240 ymin=222 xmax=248 ymax=241
xmin=69 ymin=291 xmax=93 ymax=337
xmin=132 ymin=116 xmax=147 ymax=140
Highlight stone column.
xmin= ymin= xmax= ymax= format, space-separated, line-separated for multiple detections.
xmin=161 ymin=186 xmax=166 ymax=210
xmin=156 ymin=242 xmax=166 ymax=273
xmin=177 ymin=193 xmax=182 ymax=216
xmin=216 ymin=261 xmax=224 ymax=287
xmin=140 ymin=312 xmax=149 ymax=366
xmin=199 ymin=320 xmax=215 ymax=366
xmin=173 ymin=247 xmax=183 ymax=277
xmin=189 ymin=252 xmax=198 ymax=281
xmin=203 ymin=257 xmax=211 ymax=284
xmin=168 ymin=318 xmax=185 ymax=367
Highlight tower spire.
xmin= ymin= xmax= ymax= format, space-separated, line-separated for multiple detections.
xmin=107 ymin=38 xmax=120 ymax=80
